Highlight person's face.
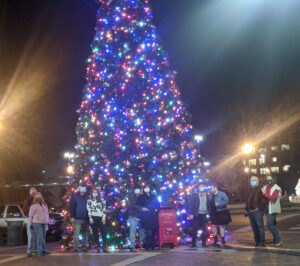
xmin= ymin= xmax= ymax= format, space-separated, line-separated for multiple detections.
xmin=134 ymin=188 xmax=141 ymax=195
xmin=79 ymin=187 xmax=86 ymax=195
xmin=250 ymin=178 xmax=258 ymax=187
xmin=144 ymin=186 xmax=150 ymax=193
xmin=36 ymin=197 xmax=43 ymax=203
xmin=199 ymin=185 xmax=206 ymax=193
xmin=266 ymin=177 xmax=273 ymax=185
xmin=211 ymin=186 xmax=217 ymax=194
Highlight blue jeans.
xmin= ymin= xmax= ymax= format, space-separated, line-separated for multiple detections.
xmin=128 ymin=216 xmax=140 ymax=249
xmin=248 ymin=210 xmax=265 ymax=245
xmin=32 ymin=223 xmax=47 ymax=255
xmin=73 ymin=219 xmax=89 ymax=251
xmin=26 ymin=219 xmax=36 ymax=253
xmin=266 ymin=212 xmax=281 ymax=244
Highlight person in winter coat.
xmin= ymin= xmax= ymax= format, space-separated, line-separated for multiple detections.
xmin=69 ymin=185 xmax=89 ymax=253
xmin=138 ymin=186 xmax=159 ymax=250
xmin=261 ymin=175 xmax=283 ymax=247
xmin=245 ymin=176 xmax=268 ymax=247
xmin=208 ymin=183 xmax=231 ymax=245
xmin=87 ymin=188 xmax=108 ymax=252
xmin=123 ymin=186 xmax=148 ymax=252
xmin=188 ymin=182 xmax=209 ymax=247
xmin=23 ymin=187 xmax=37 ymax=257
xmin=28 ymin=192 xmax=50 ymax=256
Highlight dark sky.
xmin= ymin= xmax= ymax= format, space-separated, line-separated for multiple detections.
xmin=0 ymin=0 xmax=300 ymax=183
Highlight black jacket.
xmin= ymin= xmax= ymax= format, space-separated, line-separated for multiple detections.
xmin=137 ymin=193 xmax=159 ymax=230
xmin=188 ymin=192 xmax=209 ymax=216
xmin=245 ymin=187 xmax=268 ymax=212
xmin=128 ymin=194 xmax=143 ymax=218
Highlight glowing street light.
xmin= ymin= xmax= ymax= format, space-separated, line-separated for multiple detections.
xmin=67 ymin=165 xmax=74 ymax=174
xmin=194 ymin=135 xmax=203 ymax=143
xmin=244 ymin=167 xmax=249 ymax=173
xmin=242 ymin=143 xmax=254 ymax=154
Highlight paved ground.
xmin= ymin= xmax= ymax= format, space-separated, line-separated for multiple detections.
xmin=0 ymin=212 xmax=300 ymax=265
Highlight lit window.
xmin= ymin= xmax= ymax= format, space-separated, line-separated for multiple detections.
xmin=283 ymin=165 xmax=291 ymax=172
xmin=249 ymin=159 xmax=256 ymax=166
xmin=281 ymin=144 xmax=290 ymax=151
xmin=260 ymin=168 xmax=267 ymax=175
xmin=271 ymin=146 xmax=278 ymax=151
xmin=259 ymin=147 xmax=266 ymax=154
xmin=251 ymin=169 xmax=257 ymax=174
xmin=272 ymin=157 xmax=277 ymax=162
xmin=271 ymin=167 xmax=279 ymax=173
xmin=259 ymin=158 xmax=265 ymax=165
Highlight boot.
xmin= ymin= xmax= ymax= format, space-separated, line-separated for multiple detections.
xmin=213 ymin=236 xmax=218 ymax=245
xmin=221 ymin=237 xmax=226 ymax=244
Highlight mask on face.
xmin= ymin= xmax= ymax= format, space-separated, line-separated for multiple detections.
xmin=80 ymin=187 xmax=86 ymax=193
xmin=144 ymin=187 xmax=150 ymax=193
xmin=199 ymin=187 xmax=206 ymax=192
xmin=92 ymin=193 xmax=98 ymax=198
xmin=36 ymin=197 xmax=43 ymax=203
xmin=250 ymin=181 xmax=257 ymax=187
xmin=134 ymin=189 xmax=141 ymax=195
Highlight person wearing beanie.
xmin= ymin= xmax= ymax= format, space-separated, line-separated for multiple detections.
xmin=28 ymin=192 xmax=50 ymax=256
xmin=23 ymin=187 xmax=37 ymax=256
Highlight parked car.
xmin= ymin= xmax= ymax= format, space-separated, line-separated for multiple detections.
xmin=0 ymin=203 xmax=64 ymax=243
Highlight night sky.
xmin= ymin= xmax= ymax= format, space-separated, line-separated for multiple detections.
xmin=1 ymin=0 xmax=300 ymax=183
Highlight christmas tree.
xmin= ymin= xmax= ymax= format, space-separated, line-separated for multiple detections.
xmin=61 ymin=0 xmax=207 ymax=250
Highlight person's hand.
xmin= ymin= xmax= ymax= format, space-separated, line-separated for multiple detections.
xmin=90 ymin=218 xmax=94 ymax=224
xmin=142 ymin=207 xmax=149 ymax=212
xmin=121 ymin=208 xmax=126 ymax=213
xmin=261 ymin=187 xmax=266 ymax=194
xmin=30 ymin=225 xmax=33 ymax=230
xmin=189 ymin=215 xmax=194 ymax=220
xmin=102 ymin=218 xmax=106 ymax=225
xmin=71 ymin=218 xmax=75 ymax=223
xmin=215 ymin=203 xmax=219 ymax=207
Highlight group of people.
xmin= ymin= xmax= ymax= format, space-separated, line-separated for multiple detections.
xmin=188 ymin=182 xmax=232 ymax=247
xmin=69 ymin=184 xmax=159 ymax=253
xmin=245 ymin=175 xmax=283 ymax=247
xmin=22 ymin=174 xmax=283 ymax=257
xmin=23 ymin=187 xmax=50 ymax=257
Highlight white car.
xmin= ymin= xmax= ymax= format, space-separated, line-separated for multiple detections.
xmin=0 ymin=203 xmax=27 ymax=229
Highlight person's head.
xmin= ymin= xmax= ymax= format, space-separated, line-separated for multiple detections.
xmin=266 ymin=175 xmax=273 ymax=185
xmin=79 ymin=185 xmax=87 ymax=196
xmin=250 ymin=176 xmax=259 ymax=187
xmin=198 ymin=182 xmax=206 ymax=193
xmin=134 ymin=186 xmax=141 ymax=196
xmin=33 ymin=192 xmax=44 ymax=204
xmin=30 ymin=187 xmax=37 ymax=197
xmin=211 ymin=183 xmax=219 ymax=194
xmin=144 ymin=185 xmax=150 ymax=194
xmin=92 ymin=189 xmax=99 ymax=199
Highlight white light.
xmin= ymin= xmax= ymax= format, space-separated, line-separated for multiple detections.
xmin=204 ymin=161 xmax=210 ymax=167
xmin=194 ymin=135 xmax=203 ymax=143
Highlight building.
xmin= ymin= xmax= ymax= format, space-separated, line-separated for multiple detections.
xmin=243 ymin=131 xmax=300 ymax=195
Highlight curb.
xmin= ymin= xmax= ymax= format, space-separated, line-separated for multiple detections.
xmin=226 ymin=243 xmax=300 ymax=257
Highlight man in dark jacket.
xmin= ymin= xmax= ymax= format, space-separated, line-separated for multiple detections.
xmin=245 ymin=176 xmax=268 ymax=247
xmin=69 ymin=185 xmax=89 ymax=253
xmin=23 ymin=187 xmax=37 ymax=256
xmin=126 ymin=186 xmax=148 ymax=251
xmin=188 ymin=182 xmax=209 ymax=247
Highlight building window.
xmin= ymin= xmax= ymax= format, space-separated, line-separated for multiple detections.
xmin=281 ymin=144 xmax=290 ymax=151
xmin=271 ymin=167 xmax=280 ymax=174
xmin=283 ymin=165 xmax=291 ymax=172
xmin=259 ymin=147 xmax=266 ymax=154
xmin=249 ymin=159 xmax=256 ymax=166
xmin=251 ymin=169 xmax=257 ymax=174
xmin=259 ymin=157 xmax=265 ymax=165
xmin=272 ymin=157 xmax=277 ymax=162
xmin=260 ymin=168 xmax=267 ymax=175
xmin=271 ymin=146 xmax=278 ymax=151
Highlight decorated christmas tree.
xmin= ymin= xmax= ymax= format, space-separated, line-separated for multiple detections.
xmin=61 ymin=0 xmax=207 ymax=250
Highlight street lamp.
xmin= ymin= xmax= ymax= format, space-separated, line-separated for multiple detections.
xmin=194 ymin=135 xmax=203 ymax=144
xmin=67 ymin=165 xmax=74 ymax=174
xmin=242 ymin=143 xmax=254 ymax=154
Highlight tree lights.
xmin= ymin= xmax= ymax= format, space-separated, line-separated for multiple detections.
xmin=61 ymin=0 xmax=206 ymax=249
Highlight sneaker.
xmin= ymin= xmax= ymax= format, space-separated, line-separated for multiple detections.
xmin=43 ymin=251 xmax=51 ymax=255
xmin=82 ymin=248 xmax=89 ymax=253
xmin=27 ymin=253 xmax=32 ymax=257
xmin=37 ymin=253 xmax=44 ymax=256
xmin=73 ymin=250 xmax=79 ymax=253
xmin=258 ymin=244 xmax=265 ymax=247
xmin=274 ymin=241 xmax=283 ymax=247
xmin=129 ymin=248 xmax=136 ymax=252
xmin=221 ymin=237 xmax=226 ymax=245
xmin=202 ymin=241 xmax=207 ymax=248
xmin=213 ymin=236 xmax=218 ymax=245
xmin=254 ymin=243 xmax=259 ymax=247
